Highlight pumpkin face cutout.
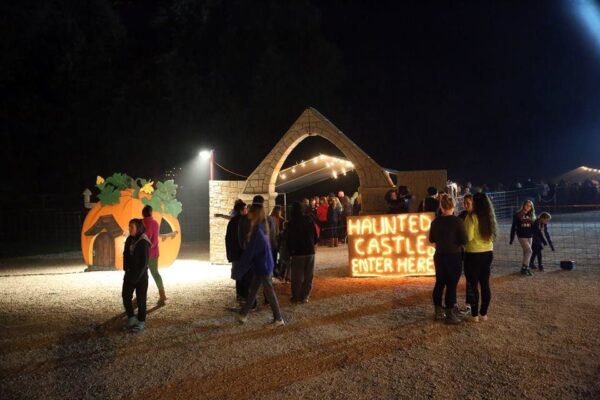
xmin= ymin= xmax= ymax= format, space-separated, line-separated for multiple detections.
xmin=81 ymin=189 xmax=181 ymax=270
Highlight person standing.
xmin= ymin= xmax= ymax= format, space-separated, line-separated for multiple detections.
xmin=316 ymin=196 xmax=329 ymax=244
xmin=339 ymin=195 xmax=353 ymax=244
xmin=226 ymin=199 xmax=248 ymax=302
xmin=510 ymin=200 xmax=536 ymax=275
xmin=287 ymin=202 xmax=319 ymax=303
xmin=458 ymin=193 xmax=473 ymax=220
xmin=268 ymin=205 xmax=284 ymax=270
xmin=237 ymin=204 xmax=285 ymax=328
xmin=530 ymin=212 xmax=554 ymax=271
xmin=464 ymin=192 xmax=497 ymax=323
xmin=418 ymin=186 xmax=440 ymax=213
xmin=324 ymin=195 xmax=339 ymax=247
xmin=429 ymin=194 xmax=468 ymax=324
xmin=142 ymin=205 xmax=167 ymax=304
xmin=122 ymin=219 xmax=151 ymax=333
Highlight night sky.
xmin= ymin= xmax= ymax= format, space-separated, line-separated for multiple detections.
xmin=3 ymin=0 xmax=600 ymax=209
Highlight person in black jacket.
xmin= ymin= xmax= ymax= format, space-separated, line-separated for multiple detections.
xmin=510 ymin=200 xmax=535 ymax=275
xmin=286 ymin=202 xmax=319 ymax=303
xmin=122 ymin=219 xmax=151 ymax=333
xmin=226 ymin=199 xmax=248 ymax=302
xmin=530 ymin=212 xmax=554 ymax=271
xmin=418 ymin=186 xmax=440 ymax=213
xmin=429 ymin=194 xmax=468 ymax=324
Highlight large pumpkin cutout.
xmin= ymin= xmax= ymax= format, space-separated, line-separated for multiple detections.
xmin=82 ymin=187 xmax=182 ymax=270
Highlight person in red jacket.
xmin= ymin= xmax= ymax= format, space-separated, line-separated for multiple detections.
xmin=142 ymin=205 xmax=167 ymax=304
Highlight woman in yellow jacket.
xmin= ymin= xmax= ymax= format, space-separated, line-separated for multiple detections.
xmin=464 ymin=193 xmax=497 ymax=322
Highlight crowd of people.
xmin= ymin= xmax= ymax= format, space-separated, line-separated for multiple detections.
xmin=117 ymin=185 xmax=560 ymax=332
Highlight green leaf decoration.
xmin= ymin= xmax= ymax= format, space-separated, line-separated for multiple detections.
xmin=165 ymin=199 xmax=183 ymax=218
xmin=105 ymin=173 xmax=132 ymax=190
xmin=97 ymin=185 xmax=120 ymax=205
xmin=94 ymin=173 xmax=183 ymax=217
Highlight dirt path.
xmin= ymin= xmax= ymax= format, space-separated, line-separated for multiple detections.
xmin=0 ymin=248 xmax=599 ymax=399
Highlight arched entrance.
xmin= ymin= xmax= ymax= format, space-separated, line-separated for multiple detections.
xmin=241 ymin=108 xmax=394 ymax=214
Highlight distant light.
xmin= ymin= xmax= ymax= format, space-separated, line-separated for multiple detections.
xmin=332 ymin=171 xmax=338 ymax=179
xmin=342 ymin=168 xmax=347 ymax=175
xmin=313 ymin=158 xmax=318 ymax=164
xmin=199 ymin=150 xmax=212 ymax=160
xmin=319 ymin=154 xmax=325 ymax=160
xmin=291 ymin=168 xmax=296 ymax=173
xmin=326 ymin=162 xmax=331 ymax=167
xmin=281 ymin=174 xmax=287 ymax=180
xmin=301 ymin=161 xmax=306 ymax=168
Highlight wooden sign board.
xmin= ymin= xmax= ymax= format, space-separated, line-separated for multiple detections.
xmin=347 ymin=212 xmax=436 ymax=277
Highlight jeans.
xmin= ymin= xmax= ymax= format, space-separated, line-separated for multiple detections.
xmin=432 ymin=253 xmax=463 ymax=309
xmin=122 ymin=275 xmax=149 ymax=321
xmin=518 ymin=237 xmax=533 ymax=267
xmin=530 ymin=246 xmax=543 ymax=268
xmin=240 ymin=274 xmax=282 ymax=321
xmin=148 ymin=257 xmax=164 ymax=291
xmin=290 ymin=255 xmax=316 ymax=301
xmin=464 ymin=251 xmax=493 ymax=317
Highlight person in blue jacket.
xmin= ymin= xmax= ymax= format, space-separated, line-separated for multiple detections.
xmin=236 ymin=203 xmax=285 ymax=328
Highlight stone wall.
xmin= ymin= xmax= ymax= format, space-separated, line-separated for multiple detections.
xmin=394 ymin=170 xmax=448 ymax=212
xmin=209 ymin=180 xmax=247 ymax=264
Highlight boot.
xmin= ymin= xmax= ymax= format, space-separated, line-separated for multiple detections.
xmin=445 ymin=306 xmax=463 ymax=325
xmin=434 ymin=305 xmax=446 ymax=321
xmin=158 ymin=289 xmax=168 ymax=304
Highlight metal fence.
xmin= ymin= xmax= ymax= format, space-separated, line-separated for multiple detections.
xmin=455 ymin=189 xmax=600 ymax=268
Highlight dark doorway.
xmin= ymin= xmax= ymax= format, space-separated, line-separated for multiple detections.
xmin=93 ymin=232 xmax=115 ymax=268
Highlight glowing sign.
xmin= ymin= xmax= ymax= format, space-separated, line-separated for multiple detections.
xmin=347 ymin=213 xmax=436 ymax=277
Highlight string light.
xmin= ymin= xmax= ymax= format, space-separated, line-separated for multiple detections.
xmin=291 ymin=167 xmax=296 ymax=173
xmin=332 ymin=171 xmax=338 ymax=179
xmin=281 ymin=174 xmax=287 ymax=179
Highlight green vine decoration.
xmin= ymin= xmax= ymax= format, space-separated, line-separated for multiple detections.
xmin=95 ymin=173 xmax=183 ymax=218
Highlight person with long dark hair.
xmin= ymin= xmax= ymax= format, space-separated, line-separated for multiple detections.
xmin=122 ymin=219 xmax=151 ymax=333
xmin=510 ymin=200 xmax=536 ymax=275
xmin=237 ymin=204 xmax=284 ymax=328
xmin=286 ymin=202 xmax=319 ymax=303
xmin=226 ymin=199 xmax=248 ymax=303
xmin=464 ymin=193 xmax=497 ymax=323
xmin=429 ymin=194 xmax=468 ymax=324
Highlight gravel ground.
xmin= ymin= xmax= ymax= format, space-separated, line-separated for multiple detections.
xmin=0 ymin=243 xmax=599 ymax=400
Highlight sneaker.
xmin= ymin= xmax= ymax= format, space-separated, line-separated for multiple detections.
xmin=445 ymin=307 xmax=463 ymax=325
xmin=538 ymin=265 xmax=544 ymax=272
xmin=464 ymin=314 xmax=480 ymax=323
xmin=480 ymin=315 xmax=488 ymax=321
xmin=130 ymin=321 xmax=145 ymax=333
xmin=238 ymin=314 xmax=248 ymax=324
xmin=525 ymin=268 xmax=533 ymax=276
xmin=302 ymin=297 xmax=310 ymax=304
xmin=530 ymin=264 xmax=538 ymax=270
xmin=460 ymin=305 xmax=471 ymax=316
xmin=124 ymin=316 xmax=139 ymax=330
xmin=265 ymin=319 xmax=285 ymax=329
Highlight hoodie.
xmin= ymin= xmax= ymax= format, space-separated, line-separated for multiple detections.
xmin=123 ymin=234 xmax=151 ymax=284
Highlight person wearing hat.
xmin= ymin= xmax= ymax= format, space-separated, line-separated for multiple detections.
xmin=226 ymin=199 xmax=248 ymax=302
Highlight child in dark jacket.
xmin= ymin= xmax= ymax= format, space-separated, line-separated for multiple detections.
xmin=123 ymin=219 xmax=151 ymax=333
xmin=530 ymin=212 xmax=554 ymax=271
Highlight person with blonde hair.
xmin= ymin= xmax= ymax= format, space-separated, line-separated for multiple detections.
xmin=236 ymin=203 xmax=284 ymax=328
xmin=510 ymin=199 xmax=536 ymax=275
xmin=428 ymin=194 xmax=468 ymax=324
xmin=530 ymin=212 xmax=554 ymax=271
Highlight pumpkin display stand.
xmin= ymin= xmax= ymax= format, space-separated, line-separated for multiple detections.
xmin=81 ymin=174 xmax=183 ymax=271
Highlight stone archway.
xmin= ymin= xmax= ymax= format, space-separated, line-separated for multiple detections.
xmin=241 ymin=108 xmax=394 ymax=213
